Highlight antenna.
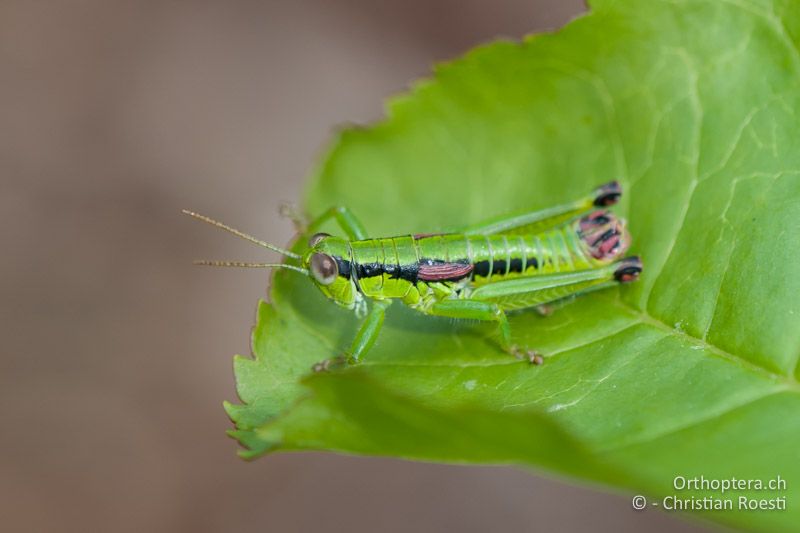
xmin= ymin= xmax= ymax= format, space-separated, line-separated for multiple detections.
xmin=182 ymin=209 xmax=301 ymax=260
xmin=192 ymin=259 xmax=309 ymax=276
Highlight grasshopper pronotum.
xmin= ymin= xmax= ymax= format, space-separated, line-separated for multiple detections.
xmin=186 ymin=182 xmax=641 ymax=368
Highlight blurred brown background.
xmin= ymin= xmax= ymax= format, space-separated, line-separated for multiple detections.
xmin=1 ymin=1 xmax=706 ymax=532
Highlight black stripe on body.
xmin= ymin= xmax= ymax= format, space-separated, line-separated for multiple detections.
xmin=335 ymin=256 xmax=352 ymax=278
xmin=340 ymin=259 xmax=419 ymax=283
xmin=339 ymin=257 xmax=477 ymax=284
xmin=339 ymin=257 xmax=540 ymax=283
xmin=357 ymin=262 xmax=383 ymax=278
xmin=385 ymin=262 xmax=420 ymax=282
xmin=473 ymin=257 xmax=537 ymax=278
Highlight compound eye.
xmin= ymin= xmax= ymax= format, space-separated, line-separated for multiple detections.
xmin=310 ymin=253 xmax=338 ymax=285
xmin=308 ymin=232 xmax=330 ymax=247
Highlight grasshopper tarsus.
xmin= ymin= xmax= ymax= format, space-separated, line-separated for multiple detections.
xmin=311 ymin=355 xmax=348 ymax=373
xmin=279 ymin=202 xmax=308 ymax=232
xmin=509 ymin=345 xmax=544 ymax=365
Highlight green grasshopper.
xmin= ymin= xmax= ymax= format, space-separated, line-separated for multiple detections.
xmin=185 ymin=181 xmax=641 ymax=368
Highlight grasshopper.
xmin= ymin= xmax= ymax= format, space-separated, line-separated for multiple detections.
xmin=185 ymin=181 xmax=641 ymax=368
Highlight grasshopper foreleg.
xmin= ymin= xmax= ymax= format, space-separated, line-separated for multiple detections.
xmin=278 ymin=203 xmax=307 ymax=232
xmin=348 ymin=300 xmax=391 ymax=363
xmin=312 ymin=299 xmax=391 ymax=371
xmin=306 ymin=206 xmax=369 ymax=241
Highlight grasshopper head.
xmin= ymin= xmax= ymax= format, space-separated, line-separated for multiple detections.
xmin=302 ymin=233 xmax=360 ymax=310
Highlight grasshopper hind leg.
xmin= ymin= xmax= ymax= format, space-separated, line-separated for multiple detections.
xmin=440 ymin=256 xmax=644 ymax=365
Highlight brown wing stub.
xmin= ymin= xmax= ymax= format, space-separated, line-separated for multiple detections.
xmin=417 ymin=261 xmax=474 ymax=281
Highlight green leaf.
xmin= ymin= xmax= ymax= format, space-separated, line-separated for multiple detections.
xmin=225 ymin=0 xmax=800 ymax=530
